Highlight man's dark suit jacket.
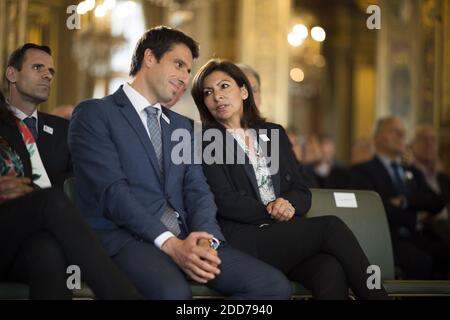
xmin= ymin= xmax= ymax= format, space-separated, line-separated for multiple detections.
xmin=36 ymin=112 xmax=72 ymax=188
xmin=349 ymin=156 xmax=447 ymax=239
xmin=202 ymin=122 xmax=312 ymax=255
xmin=69 ymin=87 xmax=225 ymax=256
xmin=0 ymin=112 xmax=72 ymax=189
xmin=310 ymin=163 xmax=350 ymax=189
xmin=437 ymin=172 xmax=450 ymax=213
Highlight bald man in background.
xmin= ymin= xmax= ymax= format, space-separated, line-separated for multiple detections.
xmin=411 ymin=125 xmax=450 ymax=247
xmin=350 ymin=116 xmax=450 ymax=280
xmin=236 ymin=63 xmax=261 ymax=109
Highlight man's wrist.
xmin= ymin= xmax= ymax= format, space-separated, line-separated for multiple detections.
xmin=161 ymin=236 xmax=179 ymax=254
xmin=155 ymin=231 xmax=175 ymax=250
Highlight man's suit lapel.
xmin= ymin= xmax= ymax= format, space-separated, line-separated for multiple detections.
xmin=402 ymin=166 xmax=417 ymax=198
xmin=373 ymin=156 xmax=400 ymax=195
xmin=374 ymin=156 xmax=415 ymax=197
xmin=160 ymin=107 xmax=173 ymax=185
xmin=113 ymin=87 xmax=162 ymax=184
xmin=36 ymin=112 xmax=51 ymax=157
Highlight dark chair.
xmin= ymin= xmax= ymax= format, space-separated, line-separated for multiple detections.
xmin=3 ymin=183 xmax=449 ymax=299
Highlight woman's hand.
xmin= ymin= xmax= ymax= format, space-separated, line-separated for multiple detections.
xmin=0 ymin=176 xmax=33 ymax=202
xmin=266 ymin=197 xmax=295 ymax=222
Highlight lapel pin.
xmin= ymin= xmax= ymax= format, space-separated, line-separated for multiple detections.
xmin=161 ymin=112 xmax=170 ymax=125
xmin=259 ymin=133 xmax=270 ymax=142
xmin=405 ymin=171 xmax=413 ymax=180
xmin=43 ymin=125 xmax=54 ymax=135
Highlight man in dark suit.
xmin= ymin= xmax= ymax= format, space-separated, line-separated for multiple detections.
xmin=350 ymin=116 xmax=450 ymax=279
xmin=411 ymin=125 xmax=450 ymax=247
xmin=309 ymin=135 xmax=349 ymax=189
xmin=68 ymin=26 xmax=290 ymax=299
xmin=4 ymin=43 xmax=71 ymax=189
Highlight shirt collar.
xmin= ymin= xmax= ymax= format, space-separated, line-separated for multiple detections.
xmin=377 ymin=153 xmax=401 ymax=167
xmin=123 ymin=82 xmax=161 ymax=116
xmin=8 ymin=105 xmax=38 ymax=121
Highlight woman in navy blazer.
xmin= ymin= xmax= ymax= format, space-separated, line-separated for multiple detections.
xmin=191 ymin=59 xmax=388 ymax=300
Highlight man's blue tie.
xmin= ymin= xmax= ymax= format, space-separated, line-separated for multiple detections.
xmin=23 ymin=117 xmax=38 ymax=141
xmin=145 ymin=106 xmax=181 ymax=236
xmin=390 ymin=162 xmax=408 ymax=197
xmin=145 ymin=107 xmax=163 ymax=174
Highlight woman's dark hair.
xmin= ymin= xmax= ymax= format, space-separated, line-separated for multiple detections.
xmin=191 ymin=59 xmax=265 ymax=128
xmin=0 ymin=90 xmax=14 ymax=125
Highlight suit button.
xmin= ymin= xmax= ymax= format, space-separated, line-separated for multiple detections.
xmin=239 ymin=189 xmax=246 ymax=196
xmin=286 ymin=174 xmax=291 ymax=181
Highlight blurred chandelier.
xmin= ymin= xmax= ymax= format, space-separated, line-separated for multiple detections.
xmin=287 ymin=23 xmax=326 ymax=69
xmin=145 ymin=0 xmax=213 ymax=10
xmin=146 ymin=0 xmax=217 ymax=26
xmin=73 ymin=26 xmax=126 ymax=77
xmin=73 ymin=0 xmax=125 ymax=77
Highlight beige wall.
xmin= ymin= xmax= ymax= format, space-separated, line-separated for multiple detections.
xmin=375 ymin=0 xmax=450 ymax=170
xmin=238 ymin=0 xmax=291 ymax=126
xmin=353 ymin=65 xmax=376 ymax=141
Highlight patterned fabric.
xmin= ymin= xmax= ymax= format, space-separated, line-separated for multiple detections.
xmin=160 ymin=206 xmax=181 ymax=236
xmin=144 ymin=106 xmax=181 ymax=236
xmin=145 ymin=107 xmax=163 ymax=173
xmin=0 ymin=135 xmax=24 ymax=177
xmin=16 ymin=118 xmax=51 ymax=188
xmin=230 ymin=130 xmax=276 ymax=205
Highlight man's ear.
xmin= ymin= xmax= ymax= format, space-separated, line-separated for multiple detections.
xmin=241 ymin=85 xmax=249 ymax=100
xmin=5 ymin=66 xmax=17 ymax=84
xmin=144 ymin=48 xmax=155 ymax=68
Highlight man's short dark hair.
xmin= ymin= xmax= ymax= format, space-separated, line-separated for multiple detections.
xmin=7 ymin=43 xmax=52 ymax=71
xmin=129 ymin=26 xmax=199 ymax=77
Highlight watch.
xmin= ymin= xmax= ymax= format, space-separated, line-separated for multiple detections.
xmin=209 ymin=238 xmax=220 ymax=250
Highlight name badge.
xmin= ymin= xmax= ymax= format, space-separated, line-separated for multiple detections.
xmin=161 ymin=112 xmax=170 ymax=124
xmin=43 ymin=125 xmax=53 ymax=135
xmin=259 ymin=134 xmax=270 ymax=142
xmin=333 ymin=192 xmax=358 ymax=208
